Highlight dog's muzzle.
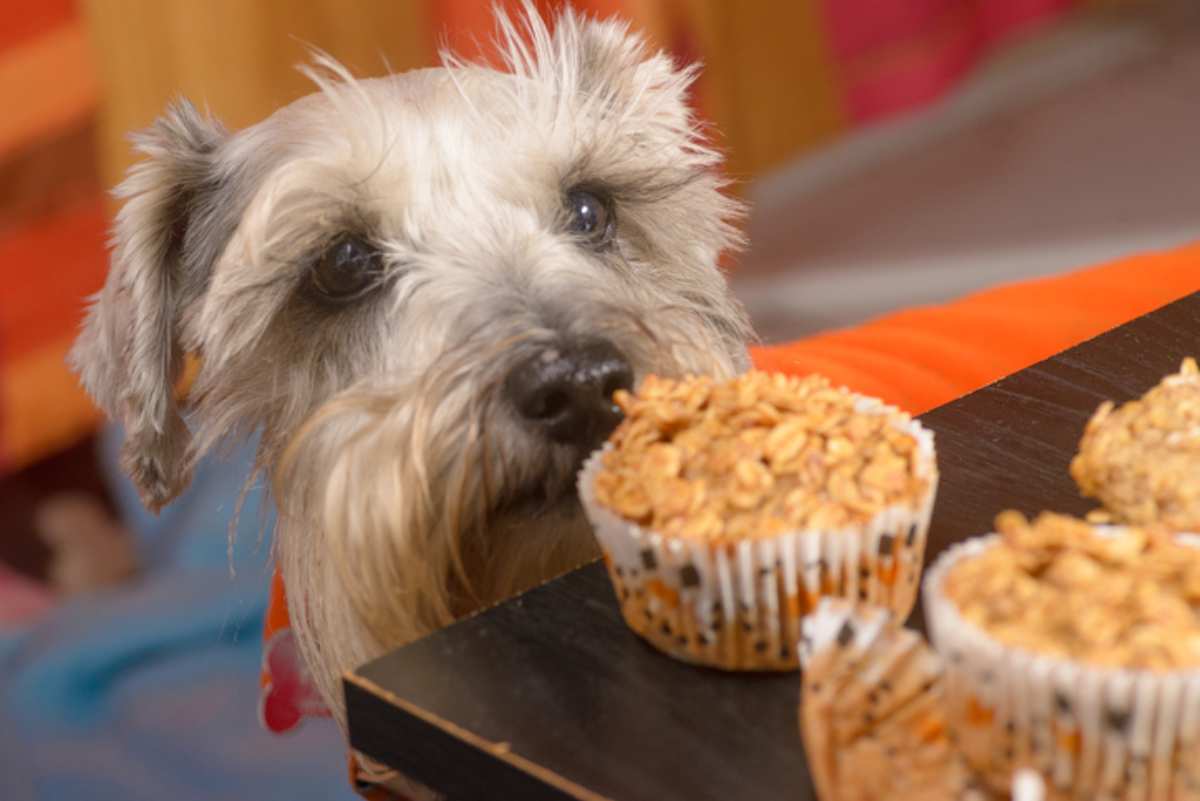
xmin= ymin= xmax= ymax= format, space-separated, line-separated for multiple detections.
xmin=505 ymin=338 xmax=633 ymax=452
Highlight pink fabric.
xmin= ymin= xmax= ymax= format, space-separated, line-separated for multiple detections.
xmin=820 ymin=0 xmax=1077 ymax=124
xmin=259 ymin=628 xmax=331 ymax=733
xmin=0 ymin=562 xmax=54 ymax=629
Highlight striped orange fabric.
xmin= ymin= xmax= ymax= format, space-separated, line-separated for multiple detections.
xmin=0 ymin=0 xmax=74 ymax=53
xmin=0 ymin=0 xmax=101 ymax=471
xmin=0 ymin=18 xmax=98 ymax=158
xmin=0 ymin=198 xmax=107 ymax=468
xmin=1 ymin=197 xmax=107 ymax=359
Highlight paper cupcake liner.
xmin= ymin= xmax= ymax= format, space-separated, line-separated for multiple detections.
xmin=797 ymin=599 xmax=1052 ymax=801
xmin=923 ymin=534 xmax=1200 ymax=801
xmin=798 ymin=599 xmax=951 ymax=801
xmin=577 ymin=413 xmax=937 ymax=671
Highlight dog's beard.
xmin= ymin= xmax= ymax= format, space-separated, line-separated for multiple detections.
xmin=272 ymin=315 xmax=744 ymax=727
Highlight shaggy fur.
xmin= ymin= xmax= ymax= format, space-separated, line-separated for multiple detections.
xmin=72 ymin=5 xmax=752 ymax=730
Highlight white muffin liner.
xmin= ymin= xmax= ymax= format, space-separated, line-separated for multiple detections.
xmin=923 ymin=532 xmax=1200 ymax=800
xmin=798 ymin=599 xmax=948 ymax=801
xmin=577 ymin=409 xmax=937 ymax=671
xmin=796 ymin=599 xmax=1052 ymax=801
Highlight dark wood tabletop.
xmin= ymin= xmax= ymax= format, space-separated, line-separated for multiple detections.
xmin=346 ymin=292 xmax=1200 ymax=801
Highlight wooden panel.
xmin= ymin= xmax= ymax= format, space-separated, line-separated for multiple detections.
xmin=686 ymin=1 xmax=846 ymax=184
xmin=346 ymin=293 xmax=1200 ymax=801
xmin=82 ymin=0 xmax=431 ymax=190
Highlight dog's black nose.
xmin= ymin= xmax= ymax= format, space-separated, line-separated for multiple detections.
xmin=506 ymin=340 xmax=634 ymax=449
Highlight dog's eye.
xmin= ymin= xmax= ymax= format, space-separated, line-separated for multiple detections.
xmin=309 ymin=234 xmax=384 ymax=302
xmin=565 ymin=189 xmax=614 ymax=246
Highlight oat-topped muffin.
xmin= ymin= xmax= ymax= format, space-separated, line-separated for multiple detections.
xmin=593 ymin=372 xmax=930 ymax=543
xmin=945 ymin=511 xmax=1200 ymax=670
xmin=923 ymin=512 xmax=1200 ymax=798
xmin=577 ymin=371 xmax=938 ymax=671
xmin=1070 ymin=357 xmax=1200 ymax=530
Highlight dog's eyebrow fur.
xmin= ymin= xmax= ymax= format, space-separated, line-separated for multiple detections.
xmin=561 ymin=160 xmax=706 ymax=209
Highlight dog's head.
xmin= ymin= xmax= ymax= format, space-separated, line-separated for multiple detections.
xmin=73 ymin=6 xmax=752 ymax=718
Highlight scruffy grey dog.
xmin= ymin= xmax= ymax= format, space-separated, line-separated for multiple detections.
xmin=71 ymin=4 xmax=752 ymax=737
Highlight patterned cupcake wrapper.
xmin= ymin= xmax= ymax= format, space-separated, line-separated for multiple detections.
xmin=577 ymin=415 xmax=937 ymax=671
xmin=797 ymin=599 xmax=1050 ymax=801
xmin=923 ymin=535 xmax=1200 ymax=801
xmin=798 ymin=599 xmax=951 ymax=801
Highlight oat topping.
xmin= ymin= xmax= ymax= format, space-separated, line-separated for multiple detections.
xmin=592 ymin=372 xmax=930 ymax=542
xmin=944 ymin=511 xmax=1200 ymax=670
xmin=1070 ymin=357 xmax=1200 ymax=529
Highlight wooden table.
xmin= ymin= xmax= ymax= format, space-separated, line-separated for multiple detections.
xmin=345 ymin=293 xmax=1200 ymax=801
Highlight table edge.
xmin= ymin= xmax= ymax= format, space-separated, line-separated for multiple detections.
xmin=345 ymin=671 xmax=614 ymax=801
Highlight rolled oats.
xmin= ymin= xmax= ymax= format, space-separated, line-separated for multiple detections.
xmin=594 ymin=372 xmax=930 ymax=543
xmin=1070 ymin=357 xmax=1200 ymax=529
xmin=944 ymin=511 xmax=1200 ymax=670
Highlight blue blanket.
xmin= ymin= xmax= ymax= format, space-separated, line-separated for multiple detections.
xmin=0 ymin=426 xmax=357 ymax=801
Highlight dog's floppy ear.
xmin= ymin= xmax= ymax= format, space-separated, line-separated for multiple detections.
xmin=72 ymin=99 xmax=226 ymax=512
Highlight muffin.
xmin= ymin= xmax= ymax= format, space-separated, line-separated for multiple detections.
xmin=923 ymin=511 xmax=1200 ymax=799
xmin=1070 ymin=357 xmax=1200 ymax=529
xmin=577 ymin=371 xmax=938 ymax=670
xmin=798 ymin=599 xmax=1051 ymax=801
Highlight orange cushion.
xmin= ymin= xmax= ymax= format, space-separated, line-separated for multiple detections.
xmin=750 ymin=241 xmax=1200 ymax=414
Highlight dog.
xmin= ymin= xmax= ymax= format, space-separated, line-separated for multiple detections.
xmin=71 ymin=4 xmax=752 ymax=736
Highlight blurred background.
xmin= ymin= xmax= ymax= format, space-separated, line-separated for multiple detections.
xmin=1 ymin=0 xmax=1198 ymax=798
